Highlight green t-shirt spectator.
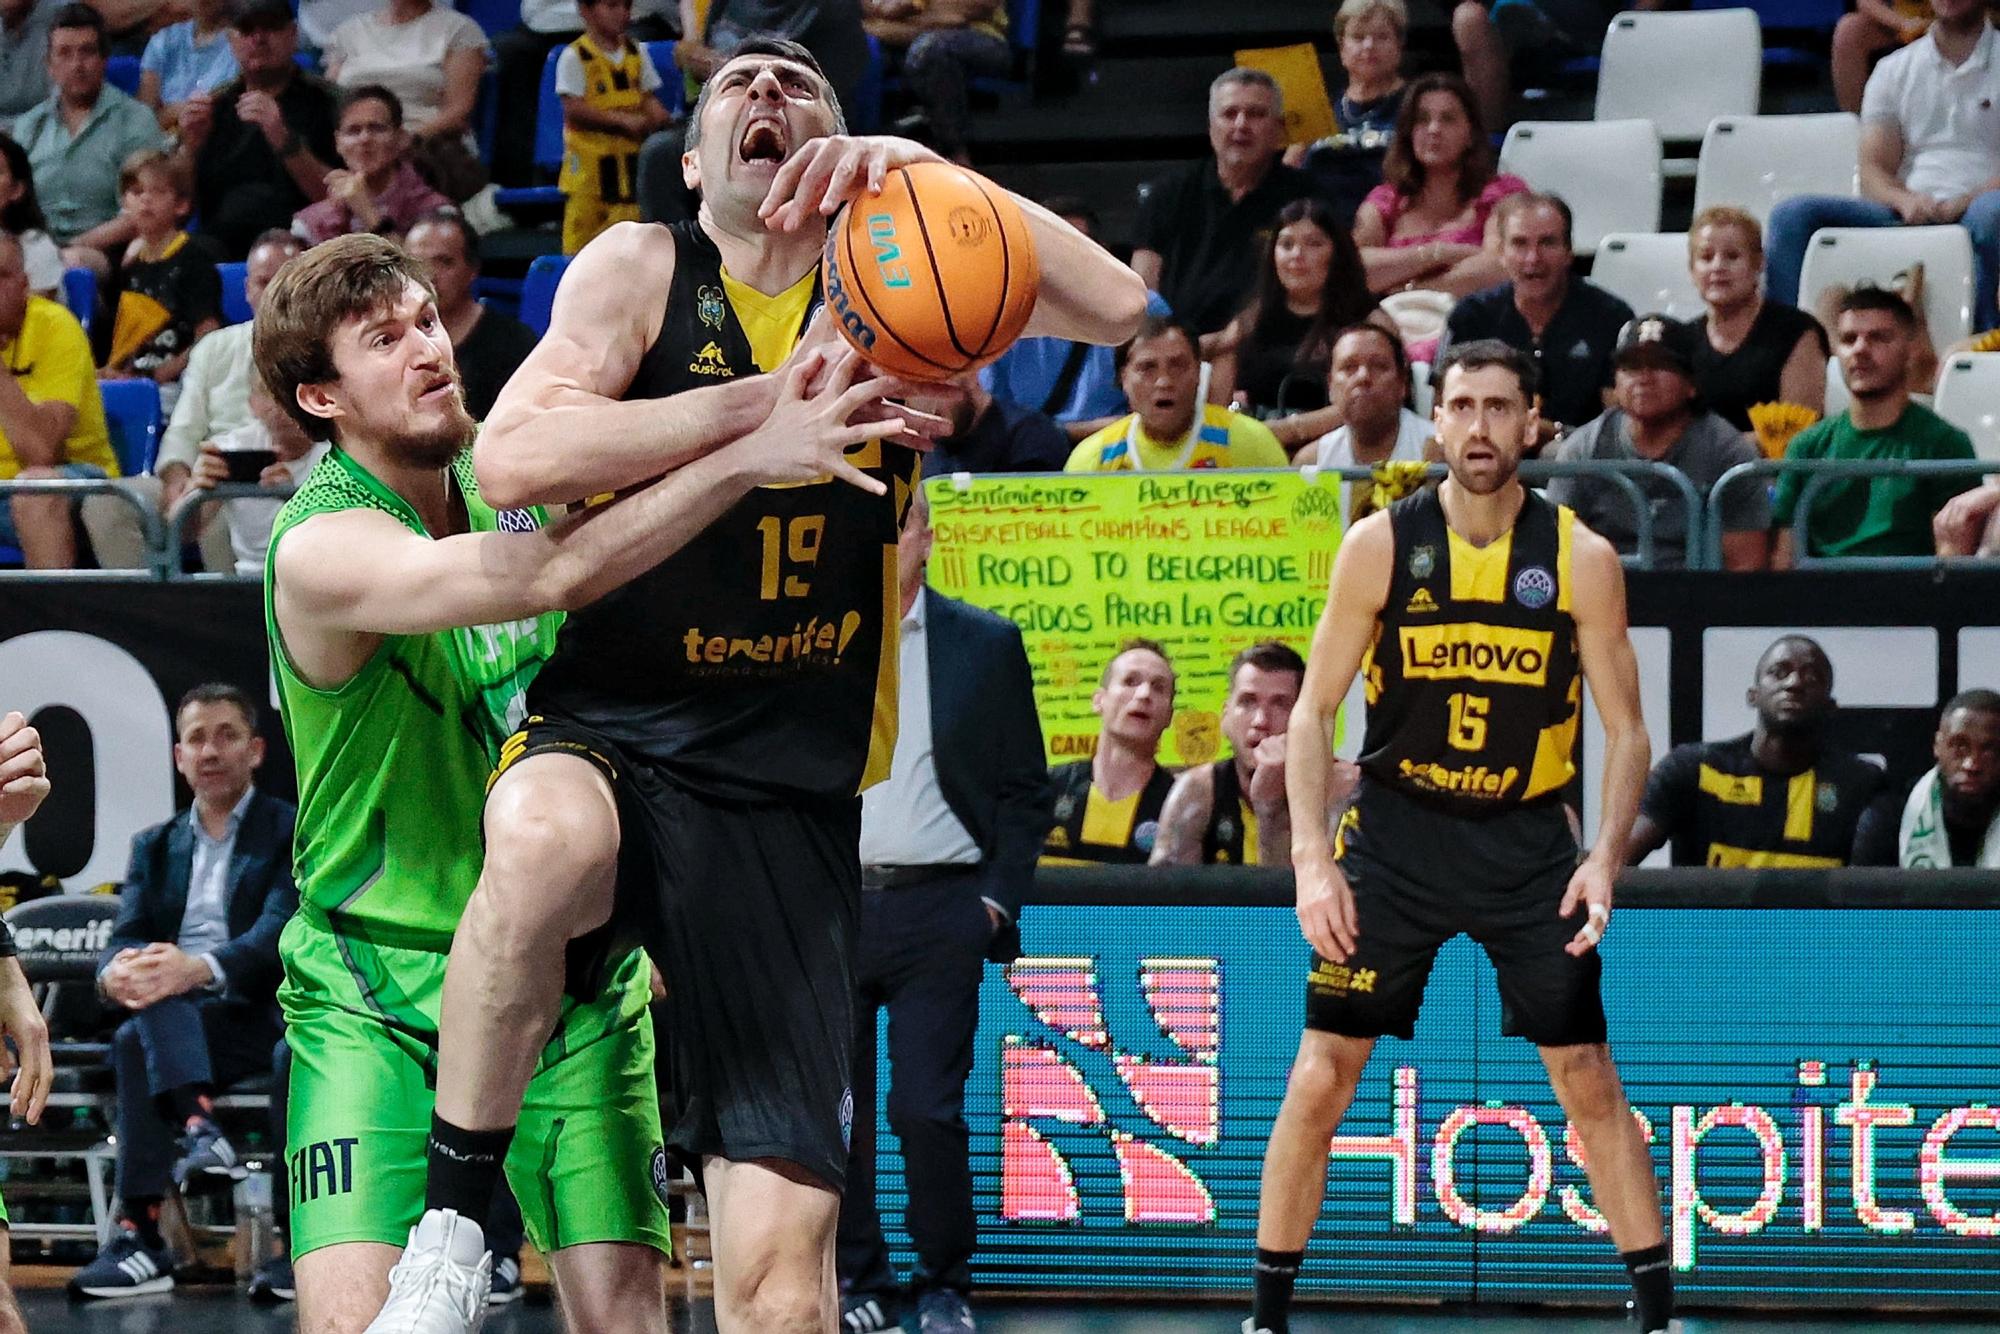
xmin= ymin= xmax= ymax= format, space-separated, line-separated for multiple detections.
xmin=1770 ymin=404 xmax=1976 ymax=557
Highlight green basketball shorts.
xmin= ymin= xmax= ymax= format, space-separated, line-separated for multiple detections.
xmin=279 ymin=907 xmax=672 ymax=1259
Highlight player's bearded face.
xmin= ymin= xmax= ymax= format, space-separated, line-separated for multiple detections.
xmin=1433 ymin=365 xmax=1534 ymax=495
xmin=376 ymin=365 xmax=474 ymax=469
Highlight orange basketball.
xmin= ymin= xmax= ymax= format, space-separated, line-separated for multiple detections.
xmin=821 ymin=161 xmax=1040 ymax=382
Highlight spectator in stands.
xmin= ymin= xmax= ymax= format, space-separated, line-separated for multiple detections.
xmin=1210 ymin=197 xmax=1390 ymax=453
xmin=180 ymin=0 xmax=339 ymax=258
xmin=186 ymin=377 xmax=324 ymax=574
xmin=1900 ymin=687 xmax=2000 ymax=867
xmin=1772 ymin=287 xmax=1976 ymax=563
xmin=841 ymin=489 xmax=1049 ymax=1334
xmin=558 ymin=0 xmax=670 ymax=255
xmin=1352 ymin=73 xmax=1521 ymax=310
xmin=1448 ymin=0 xmax=1663 ymax=131
xmin=1767 ymin=0 xmax=2000 ymax=335
xmin=137 ymin=0 xmax=239 ymax=132
xmin=69 ymin=682 xmax=295 ymax=1301
xmin=1833 ymin=0 xmax=1931 ymax=115
xmin=0 ymin=0 xmax=56 ymax=129
xmin=488 ymin=0 xmax=674 ymax=189
xmin=13 ymin=4 xmax=167 ymax=267
xmin=1044 ymin=639 xmax=1178 ymax=865
xmin=1291 ymin=0 xmax=1408 ymax=227
xmin=85 ymin=0 xmax=182 ymax=57
xmin=1934 ymin=477 xmax=2000 ymax=556
xmin=1547 ymin=314 xmax=1769 ymax=571
xmin=918 ymin=377 xmax=1069 ymax=476
xmin=323 ymin=0 xmax=488 ymax=150
xmin=82 ymin=226 xmax=298 ymax=571
xmin=862 ymin=0 xmax=1008 ymax=164
xmin=675 ymin=0 xmax=866 ymax=115
xmin=1629 ymin=635 xmax=1898 ymax=867
xmin=291 ymin=84 xmax=448 ymax=245
xmin=100 ymin=147 xmax=221 ymax=408
xmin=1293 ymin=322 xmax=1434 ymax=521
xmin=1151 ymin=641 xmax=1326 ymax=867
xmin=980 ymin=197 xmax=1166 ymax=443
xmin=0 ymin=132 xmax=66 ymax=294
xmin=403 ymin=207 xmax=537 ymax=420
xmin=1130 ymin=68 xmax=1313 ymax=346
xmin=1439 ymin=191 xmax=1630 ymax=438
xmin=0 ymin=229 xmax=115 ymax=567
xmin=1064 ymin=314 xmax=1289 ymax=471
xmin=1687 ymin=205 xmax=1829 ymax=434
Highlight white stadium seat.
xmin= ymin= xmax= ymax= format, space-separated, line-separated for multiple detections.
xmin=1591 ymin=233 xmax=1704 ymax=320
xmin=1499 ymin=120 xmax=1662 ymax=256
xmin=1796 ymin=225 xmax=1976 ymax=346
xmin=1933 ymin=354 xmax=2000 ymax=461
xmin=1596 ymin=9 xmax=1762 ymax=145
xmin=1823 ymin=354 xmax=1849 ymax=419
xmin=1693 ymin=113 xmax=1862 ymax=228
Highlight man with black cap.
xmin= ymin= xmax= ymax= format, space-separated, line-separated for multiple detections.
xmin=1630 ymin=634 xmax=1899 ymax=868
xmin=176 ymin=0 xmax=337 ymax=258
xmin=1546 ymin=313 xmax=1770 ymax=571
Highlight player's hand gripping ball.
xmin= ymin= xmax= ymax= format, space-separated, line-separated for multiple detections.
xmin=821 ymin=160 xmax=1040 ymax=382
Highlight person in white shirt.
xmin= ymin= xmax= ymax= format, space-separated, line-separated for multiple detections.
xmin=840 ymin=489 xmax=1050 ymax=1334
xmin=71 ymin=683 xmax=296 ymax=1301
xmin=1294 ymin=322 xmax=1434 ymax=522
xmin=488 ymin=0 xmax=674 ymax=187
xmin=80 ymin=226 xmax=301 ymax=569
xmin=1766 ymin=0 xmax=2000 ymax=333
xmin=188 ymin=379 xmax=327 ymax=575
xmin=322 ymin=0 xmax=488 ymax=147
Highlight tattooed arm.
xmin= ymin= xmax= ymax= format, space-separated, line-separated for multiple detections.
xmin=1149 ymin=765 xmax=1215 ymax=866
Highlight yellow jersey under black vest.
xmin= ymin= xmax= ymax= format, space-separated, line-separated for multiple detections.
xmin=1639 ymin=733 xmax=1894 ymax=868
xmin=1358 ymin=488 xmax=1581 ymax=814
xmin=1201 ymin=759 xmax=1259 ymax=864
xmin=559 ymin=33 xmax=648 ymax=206
xmin=526 ymin=220 xmax=920 ymax=801
xmin=1042 ymin=759 xmax=1175 ymax=865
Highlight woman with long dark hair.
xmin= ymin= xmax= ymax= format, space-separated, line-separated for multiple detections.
xmin=0 ymin=135 xmax=63 ymax=297
xmin=1211 ymin=198 xmax=1396 ymax=452
xmin=1352 ymin=72 xmax=1522 ymax=303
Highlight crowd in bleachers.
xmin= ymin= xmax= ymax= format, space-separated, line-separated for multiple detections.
xmin=0 ymin=0 xmax=1995 ymax=566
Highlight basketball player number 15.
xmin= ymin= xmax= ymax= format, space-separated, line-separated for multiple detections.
xmin=757 ymin=514 xmax=825 ymax=599
xmin=1447 ymin=692 xmax=1489 ymax=750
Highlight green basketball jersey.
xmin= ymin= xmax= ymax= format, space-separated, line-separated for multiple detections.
xmin=265 ymin=447 xmax=563 ymax=945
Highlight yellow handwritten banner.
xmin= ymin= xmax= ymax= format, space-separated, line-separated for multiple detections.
xmin=1236 ymin=43 xmax=1337 ymax=147
xmin=926 ymin=471 xmax=1343 ymax=767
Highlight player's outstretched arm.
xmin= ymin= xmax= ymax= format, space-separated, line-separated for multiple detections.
xmin=756 ymin=134 xmax=1147 ymax=349
xmin=1290 ymin=513 xmax=1393 ymax=961
xmin=1149 ymin=765 xmax=1216 ymax=866
xmin=1563 ymin=528 xmax=1650 ymax=953
xmin=477 ymin=223 xmax=785 ymax=509
xmin=278 ymin=349 xmax=909 ymax=654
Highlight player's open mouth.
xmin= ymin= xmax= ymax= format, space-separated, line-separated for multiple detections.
xmin=739 ymin=120 xmax=787 ymax=164
xmin=417 ymin=376 xmax=454 ymax=403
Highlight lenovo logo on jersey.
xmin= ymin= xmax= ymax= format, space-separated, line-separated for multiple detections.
xmin=1399 ymin=623 xmax=1553 ymax=687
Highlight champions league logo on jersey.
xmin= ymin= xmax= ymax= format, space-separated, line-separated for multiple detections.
xmin=650 ymin=1146 xmax=672 ymax=1206
xmin=1409 ymin=545 xmax=1436 ymax=580
xmin=495 ymin=508 xmax=538 ymax=534
xmin=839 ymin=1087 xmax=855 ymax=1152
xmin=1513 ymin=565 xmax=1556 ymax=610
xmin=1133 ymin=820 xmax=1160 ymax=854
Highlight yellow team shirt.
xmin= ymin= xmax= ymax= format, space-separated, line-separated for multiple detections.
xmin=1064 ymin=403 xmax=1288 ymax=473
xmin=0 ymin=295 xmax=115 ymax=479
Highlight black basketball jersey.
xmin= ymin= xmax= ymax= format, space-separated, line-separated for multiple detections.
xmin=1201 ymin=759 xmax=1257 ymax=865
xmin=528 ymin=220 xmax=920 ymax=801
xmin=1041 ymin=759 xmax=1175 ymax=865
xmin=1642 ymin=734 xmax=1891 ymax=868
xmin=1359 ymin=488 xmax=1582 ymax=813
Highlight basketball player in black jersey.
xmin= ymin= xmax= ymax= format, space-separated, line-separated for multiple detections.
xmin=1043 ymin=639 xmax=1178 ymax=865
xmin=1152 ymin=642 xmax=1323 ymax=868
xmin=371 ymin=36 xmax=1148 ymax=1334
xmin=1244 ymin=341 xmax=1675 ymax=1334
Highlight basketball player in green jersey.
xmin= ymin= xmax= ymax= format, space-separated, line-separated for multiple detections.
xmin=0 ymin=710 xmax=52 ymax=1334
xmin=255 ymin=235 xmax=925 ymax=1334
xmin=363 ymin=36 xmax=1146 ymax=1334
xmin=1247 ymin=340 xmax=1677 ymax=1334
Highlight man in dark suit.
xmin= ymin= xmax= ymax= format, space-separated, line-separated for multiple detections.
xmin=69 ymin=682 xmax=296 ymax=1301
xmin=839 ymin=488 xmax=1051 ymax=1334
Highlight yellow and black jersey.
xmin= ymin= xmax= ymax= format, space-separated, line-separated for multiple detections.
xmin=1640 ymin=734 xmax=1897 ymax=868
xmin=1358 ymin=488 xmax=1581 ymax=813
xmin=557 ymin=33 xmax=649 ymax=205
xmin=1202 ymin=760 xmax=1258 ymax=865
xmin=1041 ymin=759 xmax=1175 ymax=865
xmin=527 ymin=220 xmax=920 ymax=801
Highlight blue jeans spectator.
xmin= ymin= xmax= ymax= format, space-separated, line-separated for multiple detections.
xmin=111 ymin=994 xmax=281 ymax=1202
xmin=901 ymin=27 xmax=1011 ymax=160
xmin=1765 ymin=192 xmax=2000 ymax=334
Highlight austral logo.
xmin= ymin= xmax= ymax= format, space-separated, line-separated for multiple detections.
xmin=1400 ymin=623 xmax=1553 ymax=686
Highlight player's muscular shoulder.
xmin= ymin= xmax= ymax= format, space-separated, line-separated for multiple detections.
xmin=1151 ymin=765 xmax=1217 ymax=864
xmin=1568 ymin=523 xmax=1627 ymax=626
xmin=1333 ymin=511 xmax=1395 ymax=613
xmin=574 ymin=220 xmax=678 ymax=344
